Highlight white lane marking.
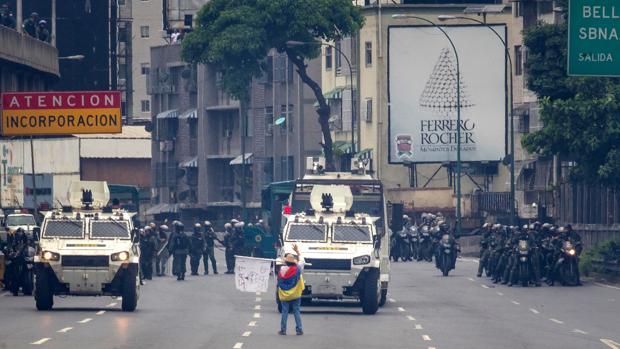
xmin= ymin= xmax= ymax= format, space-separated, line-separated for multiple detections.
xmin=253 ymin=313 xmax=261 ymax=318
xmin=422 ymin=335 xmax=432 ymax=341
xmin=96 ymin=310 xmax=106 ymax=315
xmin=572 ymin=329 xmax=588 ymax=335
xmin=77 ymin=318 xmax=92 ymax=324
xmin=467 ymin=277 xmax=475 ymax=281
xmin=407 ymin=315 xmax=416 ymax=321
xmin=2 ymin=292 xmax=10 ymax=297
xmin=481 ymin=284 xmax=489 ymax=289
xmin=529 ymin=308 xmax=540 ymax=314
xmin=106 ymin=302 xmax=117 ymax=307
xmin=242 ymin=331 xmax=251 ymax=337
xmin=255 ymin=297 xmax=261 ymax=302
xmin=397 ymin=307 xmax=405 ymax=312
xmin=57 ymin=327 xmax=73 ymax=333
xmin=601 ymin=339 xmax=620 ymax=349
xmin=510 ymin=300 xmax=520 ymax=305
xmin=429 ymin=347 xmax=437 ymax=349
xmin=496 ymin=292 xmax=504 ymax=296
xmin=248 ymin=321 xmax=257 ymax=327
xmin=255 ymin=292 xmax=261 ymax=296
xmin=254 ymin=305 xmax=261 ymax=310
xmin=549 ymin=318 xmax=564 ymax=324
xmin=31 ymin=338 xmax=51 ymax=345
xmin=415 ymin=324 xmax=423 ymax=330
xmin=389 ymin=298 xmax=396 ymax=303
xmin=595 ymin=282 xmax=620 ymax=291
xmin=233 ymin=343 xmax=243 ymax=349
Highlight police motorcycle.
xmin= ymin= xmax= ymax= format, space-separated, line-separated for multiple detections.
xmin=6 ymin=230 xmax=35 ymax=296
xmin=556 ymin=239 xmax=580 ymax=286
xmin=512 ymin=237 xmax=534 ymax=287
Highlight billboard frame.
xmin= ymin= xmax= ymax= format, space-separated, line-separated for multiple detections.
xmin=387 ymin=23 xmax=508 ymax=165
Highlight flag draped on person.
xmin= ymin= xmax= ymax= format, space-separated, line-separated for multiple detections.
xmin=277 ymin=263 xmax=305 ymax=301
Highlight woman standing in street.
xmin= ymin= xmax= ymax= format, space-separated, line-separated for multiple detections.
xmin=277 ymin=244 xmax=305 ymax=336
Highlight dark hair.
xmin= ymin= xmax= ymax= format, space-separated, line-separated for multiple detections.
xmin=285 ymin=261 xmax=296 ymax=266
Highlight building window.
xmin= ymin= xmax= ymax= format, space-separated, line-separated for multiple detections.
xmin=365 ymin=98 xmax=373 ymax=122
xmin=265 ymin=106 xmax=274 ymax=136
xmin=222 ymin=116 xmax=234 ymax=138
xmin=280 ymin=104 xmax=294 ymax=133
xmin=514 ymin=1 xmax=522 ymax=17
xmin=141 ymin=100 xmax=150 ymax=112
xmin=514 ymin=45 xmax=523 ymax=76
xmin=118 ymin=0 xmax=126 ymax=5
xmin=335 ymin=40 xmax=342 ymax=71
xmin=141 ymin=63 xmax=150 ymax=75
xmin=365 ymin=41 xmax=372 ymax=67
xmin=140 ymin=26 xmax=149 ymax=38
xmin=184 ymin=14 xmax=193 ymax=28
xmin=325 ymin=46 xmax=332 ymax=70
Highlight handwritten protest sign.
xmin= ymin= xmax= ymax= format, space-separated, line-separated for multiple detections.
xmin=234 ymin=256 xmax=273 ymax=293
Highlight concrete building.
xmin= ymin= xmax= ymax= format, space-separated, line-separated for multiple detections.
xmin=148 ymin=43 xmax=322 ymax=225
xmin=319 ymin=0 xmax=550 ymax=225
xmin=118 ymin=0 xmax=167 ymax=121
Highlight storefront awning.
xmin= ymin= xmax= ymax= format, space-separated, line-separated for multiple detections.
xmin=324 ymin=87 xmax=344 ymax=99
xmin=355 ymin=148 xmax=373 ymax=160
xmin=156 ymin=109 xmax=179 ymax=119
xmin=333 ymin=140 xmax=352 ymax=154
xmin=179 ymin=108 xmax=197 ymax=119
xmin=230 ymin=153 xmax=253 ymax=165
xmin=179 ymin=157 xmax=198 ymax=168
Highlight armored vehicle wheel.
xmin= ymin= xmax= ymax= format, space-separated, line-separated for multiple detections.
xmin=379 ymin=289 xmax=387 ymax=307
xmin=361 ymin=269 xmax=380 ymax=315
xmin=35 ymin=270 xmax=54 ymax=311
xmin=122 ymin=267 xmax=138 ymax=312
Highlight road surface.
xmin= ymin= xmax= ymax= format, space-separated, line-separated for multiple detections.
xmin=0 ymin=251 xmax=618 ymax=349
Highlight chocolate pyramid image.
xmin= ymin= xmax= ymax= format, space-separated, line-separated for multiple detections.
xmin=419 ymin=47 xmax=474 ymax=114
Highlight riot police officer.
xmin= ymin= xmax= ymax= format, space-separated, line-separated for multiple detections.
xmin=202 ymin=221 xmax=219 ymax=275
xmin=139 ymin=227 xmax=156 ymax=280
xmin=189 ymin=223 xmax=205 ymax=276
xmin=168 ymin=221 xmax=190 ymax=281
xmin=223 ymin=223 xmax=235 ymax=274
xmin=156 ymin=224 xmax=170 ymax=276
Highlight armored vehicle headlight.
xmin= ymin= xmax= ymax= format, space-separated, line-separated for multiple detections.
xmin=353 ymin=255 xmax=371 ymax=265
xmin=42 ymin=251 xmax=60 ymax=261
xmin=111 ymin=251 xmax=129 ymax=262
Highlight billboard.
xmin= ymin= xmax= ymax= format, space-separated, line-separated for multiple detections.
xmin=388 ymin=25 xmax=507 ymax=164
xmin=1 ymin=91 xmax=122 ymax=136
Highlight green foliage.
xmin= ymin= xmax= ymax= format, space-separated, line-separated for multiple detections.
xmin=522 ymin=22 xmax=620 ymax=185
xmin=181 ymin=0 xmax=364 ymax=101
xmin=580 ymin=238 xmax=620 ymax=276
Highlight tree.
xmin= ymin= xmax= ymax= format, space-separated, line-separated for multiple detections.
xmin=181 ymin=0 xmax=364 ymax=170
xmin=521 ymin=22 xmax=620 ymax=185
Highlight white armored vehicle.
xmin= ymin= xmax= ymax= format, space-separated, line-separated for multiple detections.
xmin=277 ymin=159 xmax=390 ymax=314
xmin=34 ymin=181 xmax=140 ymax=311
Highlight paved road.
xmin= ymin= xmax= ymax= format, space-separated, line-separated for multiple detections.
xmin=0 ymin=251 xmax=618 ymax=349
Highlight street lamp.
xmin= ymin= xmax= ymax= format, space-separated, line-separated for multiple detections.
xmin=438 ymin=15 xmax=517 ymax=226
xmin=391 ymin=14 xmax=463 ymax=236
xmin=58 ymin=55 xmax=85 ymax=61
xmin=286 ymin=40 xmax=357 ymax=155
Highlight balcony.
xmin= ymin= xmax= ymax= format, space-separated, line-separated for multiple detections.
xmin=0 ymin=26 xmax=59 ymax=77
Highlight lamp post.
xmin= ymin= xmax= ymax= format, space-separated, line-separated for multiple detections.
xmin=285 ymin=40 xmax=357 ymax=156
xmin=438 ymin=15 xmax=516 ymax=226
xmin=391 ymin=14 xmax=462 ymax=236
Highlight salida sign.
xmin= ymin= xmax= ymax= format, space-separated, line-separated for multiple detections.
xmin=1 ymin=91 xmax=122 ymax=136
xmin=568 ymin=0 xmax=620 ymax=76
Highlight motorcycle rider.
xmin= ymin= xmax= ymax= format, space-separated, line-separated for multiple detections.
xmin=506 ymin=225 xmax=541 ymax=287
xmin=168 ymin=221 xmax=190 ymax=281
xmin=189 ymin=223 xmax=205 ymax=276
xmin=202 ymin=221 xmax=219 ymax=275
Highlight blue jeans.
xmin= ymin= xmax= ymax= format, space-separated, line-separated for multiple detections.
xmin=280 ymin=298 xmax=302 ymax=333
